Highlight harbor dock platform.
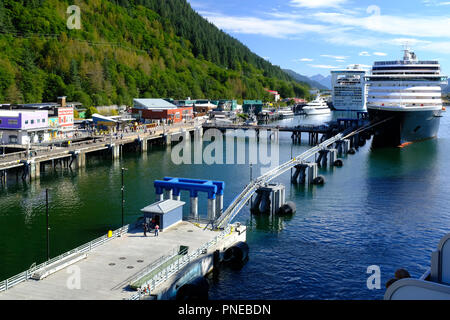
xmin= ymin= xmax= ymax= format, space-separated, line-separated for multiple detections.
xmin=0 ymin=220 xmax=246 ymax=300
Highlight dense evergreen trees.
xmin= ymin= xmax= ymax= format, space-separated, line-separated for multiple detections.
xmin=0 ymin=0 xmax=310 ymax=105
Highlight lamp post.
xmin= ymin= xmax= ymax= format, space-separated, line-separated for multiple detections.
xmin=121 ymin=167 xmax=128 ymax=228
xmin=45 ymin=188 xmax=50 ymax=261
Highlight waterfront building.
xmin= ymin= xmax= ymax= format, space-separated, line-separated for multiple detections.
xmin=132 ymin=98 xmax=193 ymax=124
xmin=192 ymin=99 xmax=217 ymax=114
xmin=0 ymin=96 xmax=77 ymax=140
xmin=331 ymin=65 xmax=367 ymax=111
xmin=0 ymin=110 xmax=49 ymax=144
xmin=243 ymin=100 xmax=263 ymax=114
xmin=176 ymin=99 xmax=196 ymax=107
xmin=216 ymin=100 xmax=237 ymax=111
xmin=264 ymin=89 xmax=280 ymax=102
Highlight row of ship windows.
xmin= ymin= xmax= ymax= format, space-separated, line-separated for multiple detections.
xmin=369 ymin=96 xmax=440 ymax=99
xmin=367 ymin=103 xmax=441 ymax=107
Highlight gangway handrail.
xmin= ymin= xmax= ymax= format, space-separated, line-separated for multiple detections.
xmin=215 ymin=126 xmax=360 ymax=229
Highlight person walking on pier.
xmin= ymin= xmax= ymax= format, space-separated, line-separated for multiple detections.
xmin=143 ymin=222 xmax=148 ymax=237
xmin=154 ymin=224 xmax=159 ymax=237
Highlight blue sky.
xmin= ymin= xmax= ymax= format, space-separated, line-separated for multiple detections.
xmin=188 ymin=0 xmax=450 ymax=77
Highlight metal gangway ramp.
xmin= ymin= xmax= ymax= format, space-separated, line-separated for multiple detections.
xmin=214 ymin=118 xmax=392 ymax=229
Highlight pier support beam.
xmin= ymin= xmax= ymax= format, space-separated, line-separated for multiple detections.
xmin=0 ymin=170 xmax=6 ymax=185
xmin=291 ymin=131 xmax=301 ymax=144
xmin=69 ymin=151 xmax=86 ymax=169
xmin=317 ymin=149 xmax=329 ymax=167
xmin=335 ymin=139 xmax=351 ymax=156
xmin=215 ymin=194 xmax=223 ymax=219
xmin=172 ymin=189 xmax=181 ymax=201
xmin=139 ymin=138 xmax=147 ymax=153
xmin=108 ymin=144 xmax=120 ymax=160
xmin=328 ymin=149 xmax=337 ymax=167
xmin=164 ymin=189 xmax=173 ymax=200
xmin=251 ymin=183 xmax=285 ymax=215
xmin=27 ymin=161 xmax=40 ymax=181
xmin=190 ymin=196 xmax=198 ymax=219
xmin=164 ymin=134 xmax=172 ymax=145
xmin=207 ymin=198 xmax=216 ymax=221
xmin=292 ymin=162 xmax=317 ymax=185
xmin=194 ymin=127 xmax=203 ymax=140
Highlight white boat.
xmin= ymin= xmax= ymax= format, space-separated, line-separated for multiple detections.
xmin=278 ymin=108 xmax=295 ymax=118
xmin=214 ymin=116 xmax=234 ymax=125
xmin=244 ymin=114 xmax=258 ymax=126
xmin=303 ymin=97 xmax=331 ymax=115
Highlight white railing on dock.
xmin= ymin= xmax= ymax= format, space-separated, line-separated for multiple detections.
xmin=128 ymin=224 xmax=232 ymax=300
xmin=0 ymin=225 xmax=129 ymax=293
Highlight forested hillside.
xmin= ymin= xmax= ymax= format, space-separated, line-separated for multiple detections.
xmin=0 ymin=0 xmax=311 ymax=107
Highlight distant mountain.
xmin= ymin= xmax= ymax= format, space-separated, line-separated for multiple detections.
xmin=309 ymin=74 xmax=332 ymax=90
xmin=283 ymin=69 xmax=328 ymax=90
xmin=444 ymin=84 xmax=450 ymax=94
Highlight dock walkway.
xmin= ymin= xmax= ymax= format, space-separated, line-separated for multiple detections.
xmin=0 ymin=221 xmax=218 ymax=300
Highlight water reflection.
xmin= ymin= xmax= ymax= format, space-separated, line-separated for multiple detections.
xmin=248 ymin=212 xmax=293 ymax=233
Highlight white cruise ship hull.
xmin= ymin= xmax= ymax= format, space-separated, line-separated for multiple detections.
xmin=368 ymin=108 xmax=442 ymax=147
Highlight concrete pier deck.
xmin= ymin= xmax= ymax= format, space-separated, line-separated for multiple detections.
xmin=0 ymin=221 xmax=223 ymax=300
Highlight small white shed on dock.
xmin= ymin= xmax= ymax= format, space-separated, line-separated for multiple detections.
xmin=141 ymin=199 xmax=185 ymax=231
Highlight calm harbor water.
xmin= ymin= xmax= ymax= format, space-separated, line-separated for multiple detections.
xmin=1 ymin=112 xmax=450 ymax=300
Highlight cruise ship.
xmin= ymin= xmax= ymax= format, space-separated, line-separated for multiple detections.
xmin=367 ymin=49 xmax=448 ymax=147
xmin=331 ymin=65 xmax=367 ymax=111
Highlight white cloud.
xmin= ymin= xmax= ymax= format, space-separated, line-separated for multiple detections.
xmin=419 ymin=41 xmax=450 ymax=54
xmin=373 ymin=52 xmax=387 ymax=56
xmin=348 ymin=64 xmax=372 ymax=69
xmin=320 ymin=54 xmax=347 ymax=60
xmin=295 ymin=58 xmax=314 ymax=62
xmin=290 ymin=0 xmax=347 ymax=8
xmin=313 ymin=10 xmax=450 ymax=39
xmin=200 ymin=12 xmax=328 ymax=38
xmin=308 ymin=64 xmax=342 ymax=69
xmin=423 ymin=0 xmax=450 ymax=5
xmin=196 ymin=5 xmax=450 ymax=59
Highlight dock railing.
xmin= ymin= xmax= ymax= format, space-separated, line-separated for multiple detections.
xmin=128 ymin=224 xmax=232 ymax=300
xmin=0 ymin=225 xmax=129 ymax=293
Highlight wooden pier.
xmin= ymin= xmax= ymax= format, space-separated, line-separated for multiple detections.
xmin=0 ymin=122 xmax=202 ymax=184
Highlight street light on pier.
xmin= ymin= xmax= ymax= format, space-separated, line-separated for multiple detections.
xmin=45 ymin=188 xmax=51 ymax=261
xmin=121 ymin=167 xmax=128 ymax=228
